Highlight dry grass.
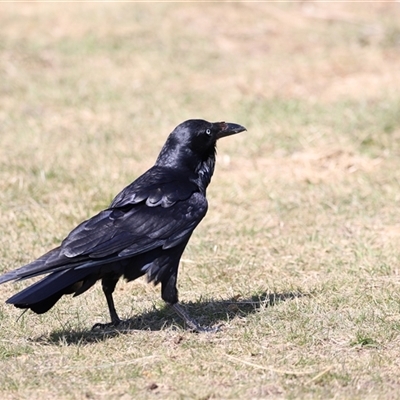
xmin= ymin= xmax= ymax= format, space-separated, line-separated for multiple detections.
xmin=1 ymin=2 xmax=400 ymax=399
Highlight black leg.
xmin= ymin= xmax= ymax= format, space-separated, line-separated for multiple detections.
xmin=161 ymin=269 xmax=219 ymax=333
xmin=104 ymin=289 xmax=121 ymax=326
xmin=91 ymin=275 xmax=121 ymax=330
xmin=171 ymin=303 xmax=219 ymax=333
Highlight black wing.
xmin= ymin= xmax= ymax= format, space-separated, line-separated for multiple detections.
xmin=0 ymin=167 xmax=207 ymax=284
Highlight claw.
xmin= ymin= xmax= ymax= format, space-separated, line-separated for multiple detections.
xmin=171 ymin=303 xmax=219 ymax=333
xmin=91 ymin=318 xmax=121 ymax=331
xmin=91 ymin=322 xmax=116 ymax=331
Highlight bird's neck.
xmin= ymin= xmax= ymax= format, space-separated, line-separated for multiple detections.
xmin=195 ymin=152 xmax=216 ymax=194
xmin=156 ymin=140 xmax=216 ymax=194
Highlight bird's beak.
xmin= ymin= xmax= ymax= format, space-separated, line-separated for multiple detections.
xmin=215 ymin=122 xmax=247 ymax=140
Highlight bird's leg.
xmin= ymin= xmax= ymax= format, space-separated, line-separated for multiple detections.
xmin=105 ymin=290 xmax=121 ymax=326
xmin=162 ymin=271 xmax=219 ymax=332
xmin=91 ymin=275 xmax=121 ymax=330
xmin=171 ymin=303 xmax=219 ymax=333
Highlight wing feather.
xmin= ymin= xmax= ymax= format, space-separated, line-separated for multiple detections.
xmin=61 ymin=192 xmax=207 ymax=259
xmin=0 ymin=168 xmax=207 ymax=283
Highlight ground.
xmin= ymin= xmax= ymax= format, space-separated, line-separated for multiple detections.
xmin=1 ymin=2 xmax=400 ymax=399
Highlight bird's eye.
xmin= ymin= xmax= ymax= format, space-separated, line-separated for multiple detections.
xmin=205 ymin=129 xmax=211 ymax=135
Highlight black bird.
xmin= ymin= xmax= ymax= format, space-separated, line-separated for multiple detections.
xmin=0 ymin=119 xmax=246 ymax=332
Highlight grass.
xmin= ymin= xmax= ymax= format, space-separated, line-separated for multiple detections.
xmin=1 ymin=2 xmax=400 ymax=399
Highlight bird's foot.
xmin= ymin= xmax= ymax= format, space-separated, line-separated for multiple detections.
xmin=91 ymin=322 xmax=115 ymax=331
xmin=189 ymin=323 xmax=221 ymax=333
xmin=91 ymin=318 xmax=122 ymax=331
xmin=171 ymin=303 xmax=220 ymax=333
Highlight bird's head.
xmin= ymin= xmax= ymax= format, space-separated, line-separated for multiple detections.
xmin=175 ymin=119 xmax=246 ymax=148
xmin=155 ymin=119 xmax=246 ymax=175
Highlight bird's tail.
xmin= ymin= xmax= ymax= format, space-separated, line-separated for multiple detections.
xmin=6 ymin=268 xmax=92 ymax=314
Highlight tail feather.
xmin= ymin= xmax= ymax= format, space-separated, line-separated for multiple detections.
xmin=0 ymin=247 xmax=64 ymax=285
xmin=15 ymin=292 xmax=65 ymax=314
xmin=6 ymin=268 xmax=91 ymax=313
xmin=0 ymin=247 xmax=122 ymax=285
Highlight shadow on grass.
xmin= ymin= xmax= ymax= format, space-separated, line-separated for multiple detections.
xmin=32 ymin=291 xmax=307 ymax=345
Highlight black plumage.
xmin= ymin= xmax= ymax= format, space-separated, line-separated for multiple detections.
xmin=0 ymin=119 xmax=246 ymax=331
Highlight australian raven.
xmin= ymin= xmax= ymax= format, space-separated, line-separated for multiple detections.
xmin=0 ymin=119 xmax=246 ymax=332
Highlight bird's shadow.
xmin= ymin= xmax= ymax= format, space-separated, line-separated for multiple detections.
xmin=32 ymin=291 xmax=307 ymax=346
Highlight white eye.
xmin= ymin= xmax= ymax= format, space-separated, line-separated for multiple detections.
xmin=205 ymin=129 xmax=211 ymax=135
